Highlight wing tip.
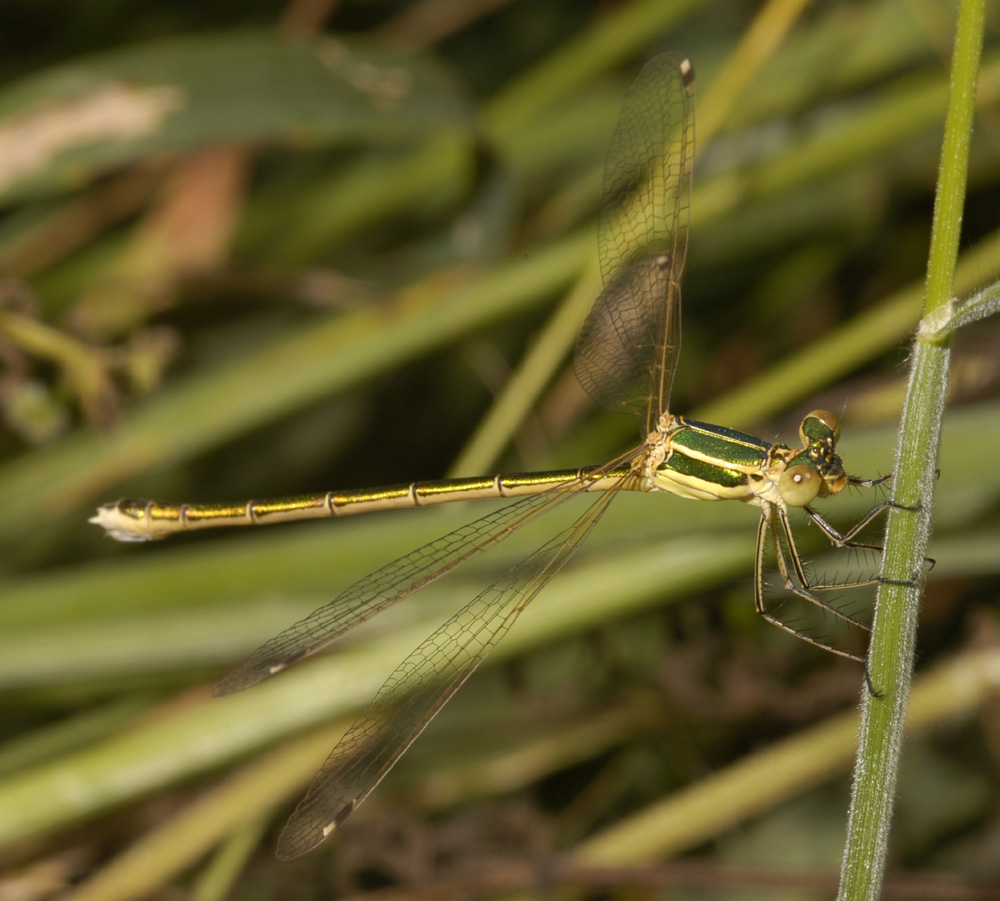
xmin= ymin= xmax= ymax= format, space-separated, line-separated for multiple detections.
xmin=275 ymin=798 xmax=358 ymax=861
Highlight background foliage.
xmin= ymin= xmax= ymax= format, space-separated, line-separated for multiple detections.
xmin=1 ymin=1 xmax=999 ymax=898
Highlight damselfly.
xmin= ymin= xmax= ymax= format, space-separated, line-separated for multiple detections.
xmin=92 ymin=54 xmax=891 ymax=860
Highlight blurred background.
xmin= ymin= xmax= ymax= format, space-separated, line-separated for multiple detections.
xmin=1 ymin=0 xmax=999 ymax=898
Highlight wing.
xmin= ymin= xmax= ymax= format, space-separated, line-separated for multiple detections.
xmin=273 ymin=486 xmax=622 ymax=860
xmin=214 ymin=490 xmax=574 ymax=696
xmin=574 ymin=53 xmax=695 ymax=433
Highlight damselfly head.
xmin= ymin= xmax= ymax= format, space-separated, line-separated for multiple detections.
xmin=780 ymin=410 xmax=850 ymax=504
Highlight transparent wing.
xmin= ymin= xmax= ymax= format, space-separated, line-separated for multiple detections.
xmin=214 ymin=491 xmax=575 ymax=696
xmin=574 ymin=53 xmax=695 ymax=432
xmin=274 ymin=486 xmax=622 ymax=860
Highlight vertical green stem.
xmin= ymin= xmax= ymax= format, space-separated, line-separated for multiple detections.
xmin=837 ymin=2 xmax=985 ymax=899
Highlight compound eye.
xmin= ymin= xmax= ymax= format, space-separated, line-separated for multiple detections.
xmin=801 ymin=409 xmax=841 ymax=445
xmin=779 ymin=464 xmax=821 ymax=506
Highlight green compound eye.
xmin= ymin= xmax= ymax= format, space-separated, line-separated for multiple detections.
xmin=800 ymin=409 xmax=841 ymax=445
xmin=779 ymin=463 xmax=822 ymax=506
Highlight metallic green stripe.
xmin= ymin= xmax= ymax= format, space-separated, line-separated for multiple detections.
xmin=664 ymin=451 xmax=747 ymax=490
xmin=670 ymin=420 xmax=770 ymax=470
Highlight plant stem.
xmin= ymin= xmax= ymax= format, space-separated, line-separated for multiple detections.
xmin=837 ymin=1 xmax=985 ymax=898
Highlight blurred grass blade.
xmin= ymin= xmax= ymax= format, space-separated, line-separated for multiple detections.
xmin=0 ymin=31 xmax=471 ymax=204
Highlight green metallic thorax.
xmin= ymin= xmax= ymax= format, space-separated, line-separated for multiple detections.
xmin=648 ymin=416 xmax=779 ymax=503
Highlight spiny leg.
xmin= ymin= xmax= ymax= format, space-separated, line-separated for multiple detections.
xmin=753 ymin=504 xmax=870 ymax=663
xmin=754 ymin=492 xmax=927 ymax=694
xmin=805 ymin=494 xmax=931 ymax=588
